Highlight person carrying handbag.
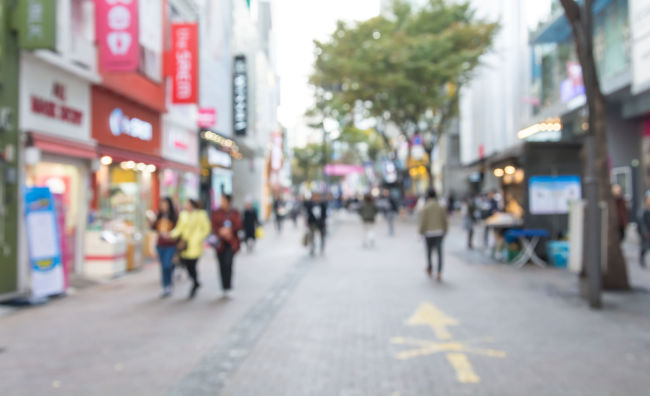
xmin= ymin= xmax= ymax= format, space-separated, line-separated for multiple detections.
xmin=211 ymin=194 xmax=243 ymax=298
xmin=170 ymin=199 xmax=211 ymax=299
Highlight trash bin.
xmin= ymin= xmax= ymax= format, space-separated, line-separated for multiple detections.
xmin=547 ymin=241 xmax=569 ymax=268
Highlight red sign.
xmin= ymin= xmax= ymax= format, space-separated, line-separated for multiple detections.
xmin=198 ymin=108 xmax=217 ymax=128
xmin=171 ymin=23 xmax=199 ymax=104
xmin=91 ymin=86 xmax=161 ymax=156
xmin=95 ymin=0 xmax=140 ymax=72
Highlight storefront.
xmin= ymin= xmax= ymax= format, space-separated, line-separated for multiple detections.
xmin=199 ymin=130 xmax=240 ymax=210
xmin=19 ymin=53 xmax=94 ymax=284
xmin=161 ymin=117 xmax=200 ymax=208
xmin=91 ymin=86 xmax=163 ymax=272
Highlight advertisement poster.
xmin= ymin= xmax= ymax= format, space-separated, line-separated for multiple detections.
xmin=24 ymin=187 xmax=65 ymax=299
xmin=529 ymin=175 xmax=582 ymax=215
xmin=95 ymin=0 xmax=140 ymax=72
xmin=14 ymin=0 xmax=57 ymax=50
xmin=171 ymin=23 xmax=199 ymax=104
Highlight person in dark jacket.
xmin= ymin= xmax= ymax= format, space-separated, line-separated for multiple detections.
xmin=638 ymin=195 xmax=650 ymax=268
xmin=612 ymin=184 xmax=628 ymax=242
xmin=242 ymin=200 xmax=260 ymax=252
xmin=211 ymin=194 xmax=243 ymax=297
xmin=305 ymin=193 xmax=328 ymax=256
xmin=380 ymin=189 xmax=399 ymax=236
xmin=150 ymin=197 xmax=177 ymax=298
xmin=359 ymin=193 xmax=379 ymax=247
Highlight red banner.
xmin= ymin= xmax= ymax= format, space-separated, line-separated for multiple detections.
xmin=171 ymin=23 xmax=199 ymax=104
xmin=95 ymin=0 xmax=140 ymax=72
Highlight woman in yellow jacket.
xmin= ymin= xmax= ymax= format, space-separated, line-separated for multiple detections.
xmin=170 ymin=199 xmax=211 ymax=298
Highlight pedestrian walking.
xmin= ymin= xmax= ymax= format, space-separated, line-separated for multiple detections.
xmin=211 ymin=194 xmax=243 ymax=297
xmin=305 ymin=193 xmax=328 ymax=256
xmin=447 ymin=192 xmax=456 ymax=214
xmin=612 ymin=184 xmax=628 ymax=242
xmin=359 ymin=193 xmax=379 ymax=247
xmin=461 ymin=195 xmax=477 ymax=250
xmin=638 ymin=195 xmax=650 ymax=268
xmin=149 ymin=197 xmax=177 ymax=298
xmin=380 ymin=189 xmax=399 ymax=236
xmin=242 ymin=199 xmax=260 ymax=252
xmin=170 ymin=199 xmax=211 ymax=299
xmin=273 ymin=196 xmax=286 ymax=234
xmin=418 ymin=189 xmax=448 ymax=281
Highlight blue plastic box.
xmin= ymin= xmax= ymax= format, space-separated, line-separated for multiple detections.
xmin=547 ymin=241 xmax=569 ymax=268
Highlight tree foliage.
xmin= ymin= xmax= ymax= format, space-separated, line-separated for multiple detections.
xmin=309 ymin=0 xmax=498 ymax=149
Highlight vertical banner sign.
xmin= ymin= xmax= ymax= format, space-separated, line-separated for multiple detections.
xmin=13 ymin=0 xmax=57 ymax=50
xmin=171 ymin=23 xmax=198 ymax=104
xmin=95 ymin=0 xmax=140 ymax=72
xmin=24 ymin=187 xmax=65 ymax=299
xmin=233 ymin=55 xmax=248 ymax=136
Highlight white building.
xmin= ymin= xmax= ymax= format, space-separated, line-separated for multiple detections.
xmin=458 ymin=0 xmax=531 ymax=189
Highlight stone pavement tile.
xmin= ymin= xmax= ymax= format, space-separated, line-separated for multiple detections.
xmin=219 ymin=215 xmax=650 ymax=396
xmin=0 ymin=223 xmax=306 ymax=396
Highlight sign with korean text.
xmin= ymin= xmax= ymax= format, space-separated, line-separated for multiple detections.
xmin=24 ymin=187 xmax=65 ymax=299
xmin=171 ymin=23 xmax=199 ymax=104
xmin=14 ymin=0 xmax=57 ymax=50
xmin=233 ymin=55 xmax=248 ymax=135
xmin=95 ymin=0 xmax=140 ymax=72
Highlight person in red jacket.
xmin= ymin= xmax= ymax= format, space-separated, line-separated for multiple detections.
xmin=211 ymin=194 xmax=243 ymax=298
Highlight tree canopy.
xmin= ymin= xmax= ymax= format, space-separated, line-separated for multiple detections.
xmin=309 ymin=0 xmax=498 ymax=146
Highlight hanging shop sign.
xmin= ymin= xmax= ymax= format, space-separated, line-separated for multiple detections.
xmin=92 ymin=87 xmax=161 ymax=155
xmin=162 ymin=124 xmax=199 ymax=167
xmin=95 ymin=0 xmax=140 ymax=72
xmin=13 ymin=0 xmax=57 ymax=50
xmin=24 ymin=187 xmax=65 ymax=299
xmin=198 ymin=108 xmax=217 ymax=128
xmin=171 ymin=23 xmax=199 ymax=104
xmin=19 ymin=53 xmax=90 ymax=141
xmin=207 ymin=145 xmax=232 ymax=169
xmin=233 ymin=55 xmax=248 ymax=136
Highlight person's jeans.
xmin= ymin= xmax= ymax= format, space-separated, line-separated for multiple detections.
xmin=425 ymin=236 xmax=444 ymax=273
xmin=217 ymin=245 xmax=235 ymax=290
xmin=182 ymin=258 xmax=199 ymax=287
xmin=156 ymin=245 xmax=177 ymax=288
xmin=309 ymin=225 xmax=326 ymax=255
xmin=385 ymin=212 xmax=395 ymax=235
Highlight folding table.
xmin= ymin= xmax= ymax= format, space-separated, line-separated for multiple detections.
xmin=504 ymin=229 xmax=550 ymax=268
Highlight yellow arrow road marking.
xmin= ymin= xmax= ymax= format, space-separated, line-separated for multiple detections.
xmin=405 ymin=302 xmax=459 ymax=340
xmin=447 ymin=353 xmax=480 ymax=384
xmin=391 ymin=337 xmax=506 ymax=360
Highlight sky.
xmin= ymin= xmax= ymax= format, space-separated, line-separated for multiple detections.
xmin=273 ymin=0 xmax=552 ymax=147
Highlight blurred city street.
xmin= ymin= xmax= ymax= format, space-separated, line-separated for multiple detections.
xmin=3 ymin=213 xmax=650 ymax=396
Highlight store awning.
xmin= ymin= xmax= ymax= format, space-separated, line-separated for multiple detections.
xmin=98 ymin=145 xmax=165 ymax=167
xmin=31 ymin=132 xmax=97 ymax=159
xmin=162 ymin=160 xmax=200 ymax=174
xmin=531 ymin=0 xmax=614 ymax=45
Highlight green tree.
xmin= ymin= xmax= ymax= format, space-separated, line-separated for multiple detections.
xmin=309 ymin=0 xmax=498 ymax=184
xmin=558 ymin=0 xmax=628 ymax=295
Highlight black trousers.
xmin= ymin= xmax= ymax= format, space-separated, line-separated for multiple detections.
xmin=425 ymin=236 xmax=444 ymax=273
xmin=217 ymin=245 xmax=235 ymax=290
xmin=182 ymin=258 xmax=199 ymax=286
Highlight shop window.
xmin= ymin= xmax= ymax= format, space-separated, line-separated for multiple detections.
xmin=69 ymin=0 xmax=95 ymax=69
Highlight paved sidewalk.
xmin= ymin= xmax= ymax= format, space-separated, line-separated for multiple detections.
xmin=0 ymin=222 xmax=308 ymax=396
xmin=2 ymin=213 xmax=650 ymax=395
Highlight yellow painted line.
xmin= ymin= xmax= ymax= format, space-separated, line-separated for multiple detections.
xmin=391 ymin=337 xmax=506 ymax=360
xmin=406 ymin=302 xmax=459 ymax=340
xmin=446 ymin=353 xmax=480 ymax=384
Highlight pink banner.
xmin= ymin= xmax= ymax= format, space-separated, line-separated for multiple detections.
xmin=95 ymin=0 xmax=140 ymax=72
xmin=198 ymin=108 xmax=217 ymax=128
xmin=324 ymin=164 xmax=364 ymax=176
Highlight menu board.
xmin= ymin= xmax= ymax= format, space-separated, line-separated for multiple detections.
xmin=24 ymin=187 xmax=65 ymax=298
xmin=529 ymin=175 xmax=582 ymax=215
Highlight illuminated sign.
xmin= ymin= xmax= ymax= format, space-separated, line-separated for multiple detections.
xmin=109 ymin=108 xmax=153 ymax=141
